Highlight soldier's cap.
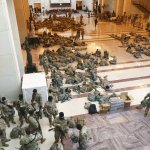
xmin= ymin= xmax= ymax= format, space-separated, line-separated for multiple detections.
xmin=2 ymin=97 xmax=6 ymax=101
xmin=59 ymin=112 xmax=64 ymax=119
xmin=33 ymin=89 xmax=37 ymax=93
xmin=48 ymin=96 xmax=53 ymax=101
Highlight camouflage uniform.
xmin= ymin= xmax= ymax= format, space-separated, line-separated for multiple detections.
xmin=1 ymin=102 xmax=15 ymax=127
xmin=43 ymin=100 xmax=57 ymax=126
xmin=53 ymin=114 xmax=69 ymax=143
xmin=50 ymin=142 xmax=63 ymax=150
xmin=31 ymin=91 xmax=43 ymax=119
xmin=40 ymin=55 xmax=49 ymax=75
xmin=0 ymin=117 xmax=10 ymax=147
xmin=20 ymin=132 xmax=41 ymax=150
xmin=16 ymin=99 xmax=29 ymax=127
xmin=77 ymin=125 xmax=89 ymax=150
xmin=141 ymin=93 xmax=150 ymax=116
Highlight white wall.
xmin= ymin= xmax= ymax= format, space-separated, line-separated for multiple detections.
xmin=0 ymin=0 xmax=24 ymax=100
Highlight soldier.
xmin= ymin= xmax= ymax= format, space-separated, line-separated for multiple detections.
xmin=95 ymin=18 xmax=98 ymax=28
xmin=80 ymin=14 xmax=83 ymax=24
xmin=88 ymin=11 xmax=90 ymax=18
xmin=28 ymin=109 xmax=46 ymax=143
xmin=53 ymin=112 xmax=69 ymax=144
xmin=1 ymin=97 xmax=16 ymax=127
xmin=20 ymin=128 xmax=41 ymax=150
xmin=0 ymin=114 xmax=10 ymax=147
xmin=39 ymin=54 xmax=50 ymax=75
xmin=15 ymin=94 xmax=29 ymax=127
xmin=76 ymin=124 xmax=89 ymax=150
xmin=43 ymin=96 xmax=58 ymax=127
xmin=99 ymin=58 xmax=109 ymax=66
xmin=81 ymin=29 xmax=85 ymax=40
xmin=109 ymin=56 xmax=117 ymax=64
xmin=95 ymin=49 xmax=101 ymax=57
xmin=75 ymin=29 xmax=81 ymax=41
xmin=48 ymin=89 xmax=59 ymax=103
xmin=103 ymin=50 xmax=109 ymax=60
xmin=50 ymin=142 xmax=64 ymax=150
xmin=31 ymin=89 xmax=43 ymax=119
xmin=100 ymin=76 xmax=113 ymax=91
xmin=143 ymin=93 xmax=150 ymax=117
xmin=24 ymin=37 xmax=30 ymax=53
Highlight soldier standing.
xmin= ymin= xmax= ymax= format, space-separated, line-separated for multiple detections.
xmin=1 ymin=97 xmax=16 ymax=127
xmin=80 ymin=14 xmax=83 ymax=24
xmin=75 ymin=29 xmax=80 ymax=41
xmin=53 ymin=112 xmax=69 ymax=144
xmin=81 ymin=29 xmax=85 ymax=40
xmin=95 ymin=18 xmax=98 ymax=28
xmin=43 ymin=96 xmax=58 ymax=127
xmin=16 ymin=94 xmax=29 ymax=127
xmin=31 ymin=89 xmax=43 ymax=119
xmin=28 ymin=109 xmax=46 ymax=143
xmin=20 ymin=128 xmax=41 ymax=150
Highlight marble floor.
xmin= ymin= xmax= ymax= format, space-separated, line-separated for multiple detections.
xmin=7 ymin=12 xmax=150 ymax=150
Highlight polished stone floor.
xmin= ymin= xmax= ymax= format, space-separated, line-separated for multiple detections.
xmin=6 ymin=11 xmax=150 ymax=150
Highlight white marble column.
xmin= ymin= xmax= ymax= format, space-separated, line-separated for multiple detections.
xmin=116 ymin=0 xmax=124 ymax=16
xmin=0 ymin=0 xmax=24 ymax=100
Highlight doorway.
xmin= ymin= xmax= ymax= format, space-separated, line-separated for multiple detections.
xmin=76 ymin=0 xmax=82 ymax=10
xmin=34 ymin=3 xmax=41 ymax=13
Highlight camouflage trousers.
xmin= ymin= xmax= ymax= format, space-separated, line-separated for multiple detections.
xmin=79 ymin=141 xmax=87 ymax=150
xmin=49 ymin=114 xmax=56 ymax=126
xmin=54 ymin=130 xmax=65 ymax=143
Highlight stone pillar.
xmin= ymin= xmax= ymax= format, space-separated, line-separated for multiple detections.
xmin=0 ymin=0 xmax=24 ymax=100
xmin=116 ymin=0 xmax=124 ymax=16
xmin=123 ymin=0 xmax=132 ymax=15
xmin=13 ymin=0 xmax=30 ymax=43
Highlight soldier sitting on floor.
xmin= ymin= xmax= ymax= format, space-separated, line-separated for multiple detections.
xmin=20 ymin=128 xmax=41 ymax=150
xmin=109 ymin=56 xmax=117 ymax=65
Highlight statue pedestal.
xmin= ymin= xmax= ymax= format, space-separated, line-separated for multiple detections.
xmin=25 ymin=63 xmax=38 ymax=73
